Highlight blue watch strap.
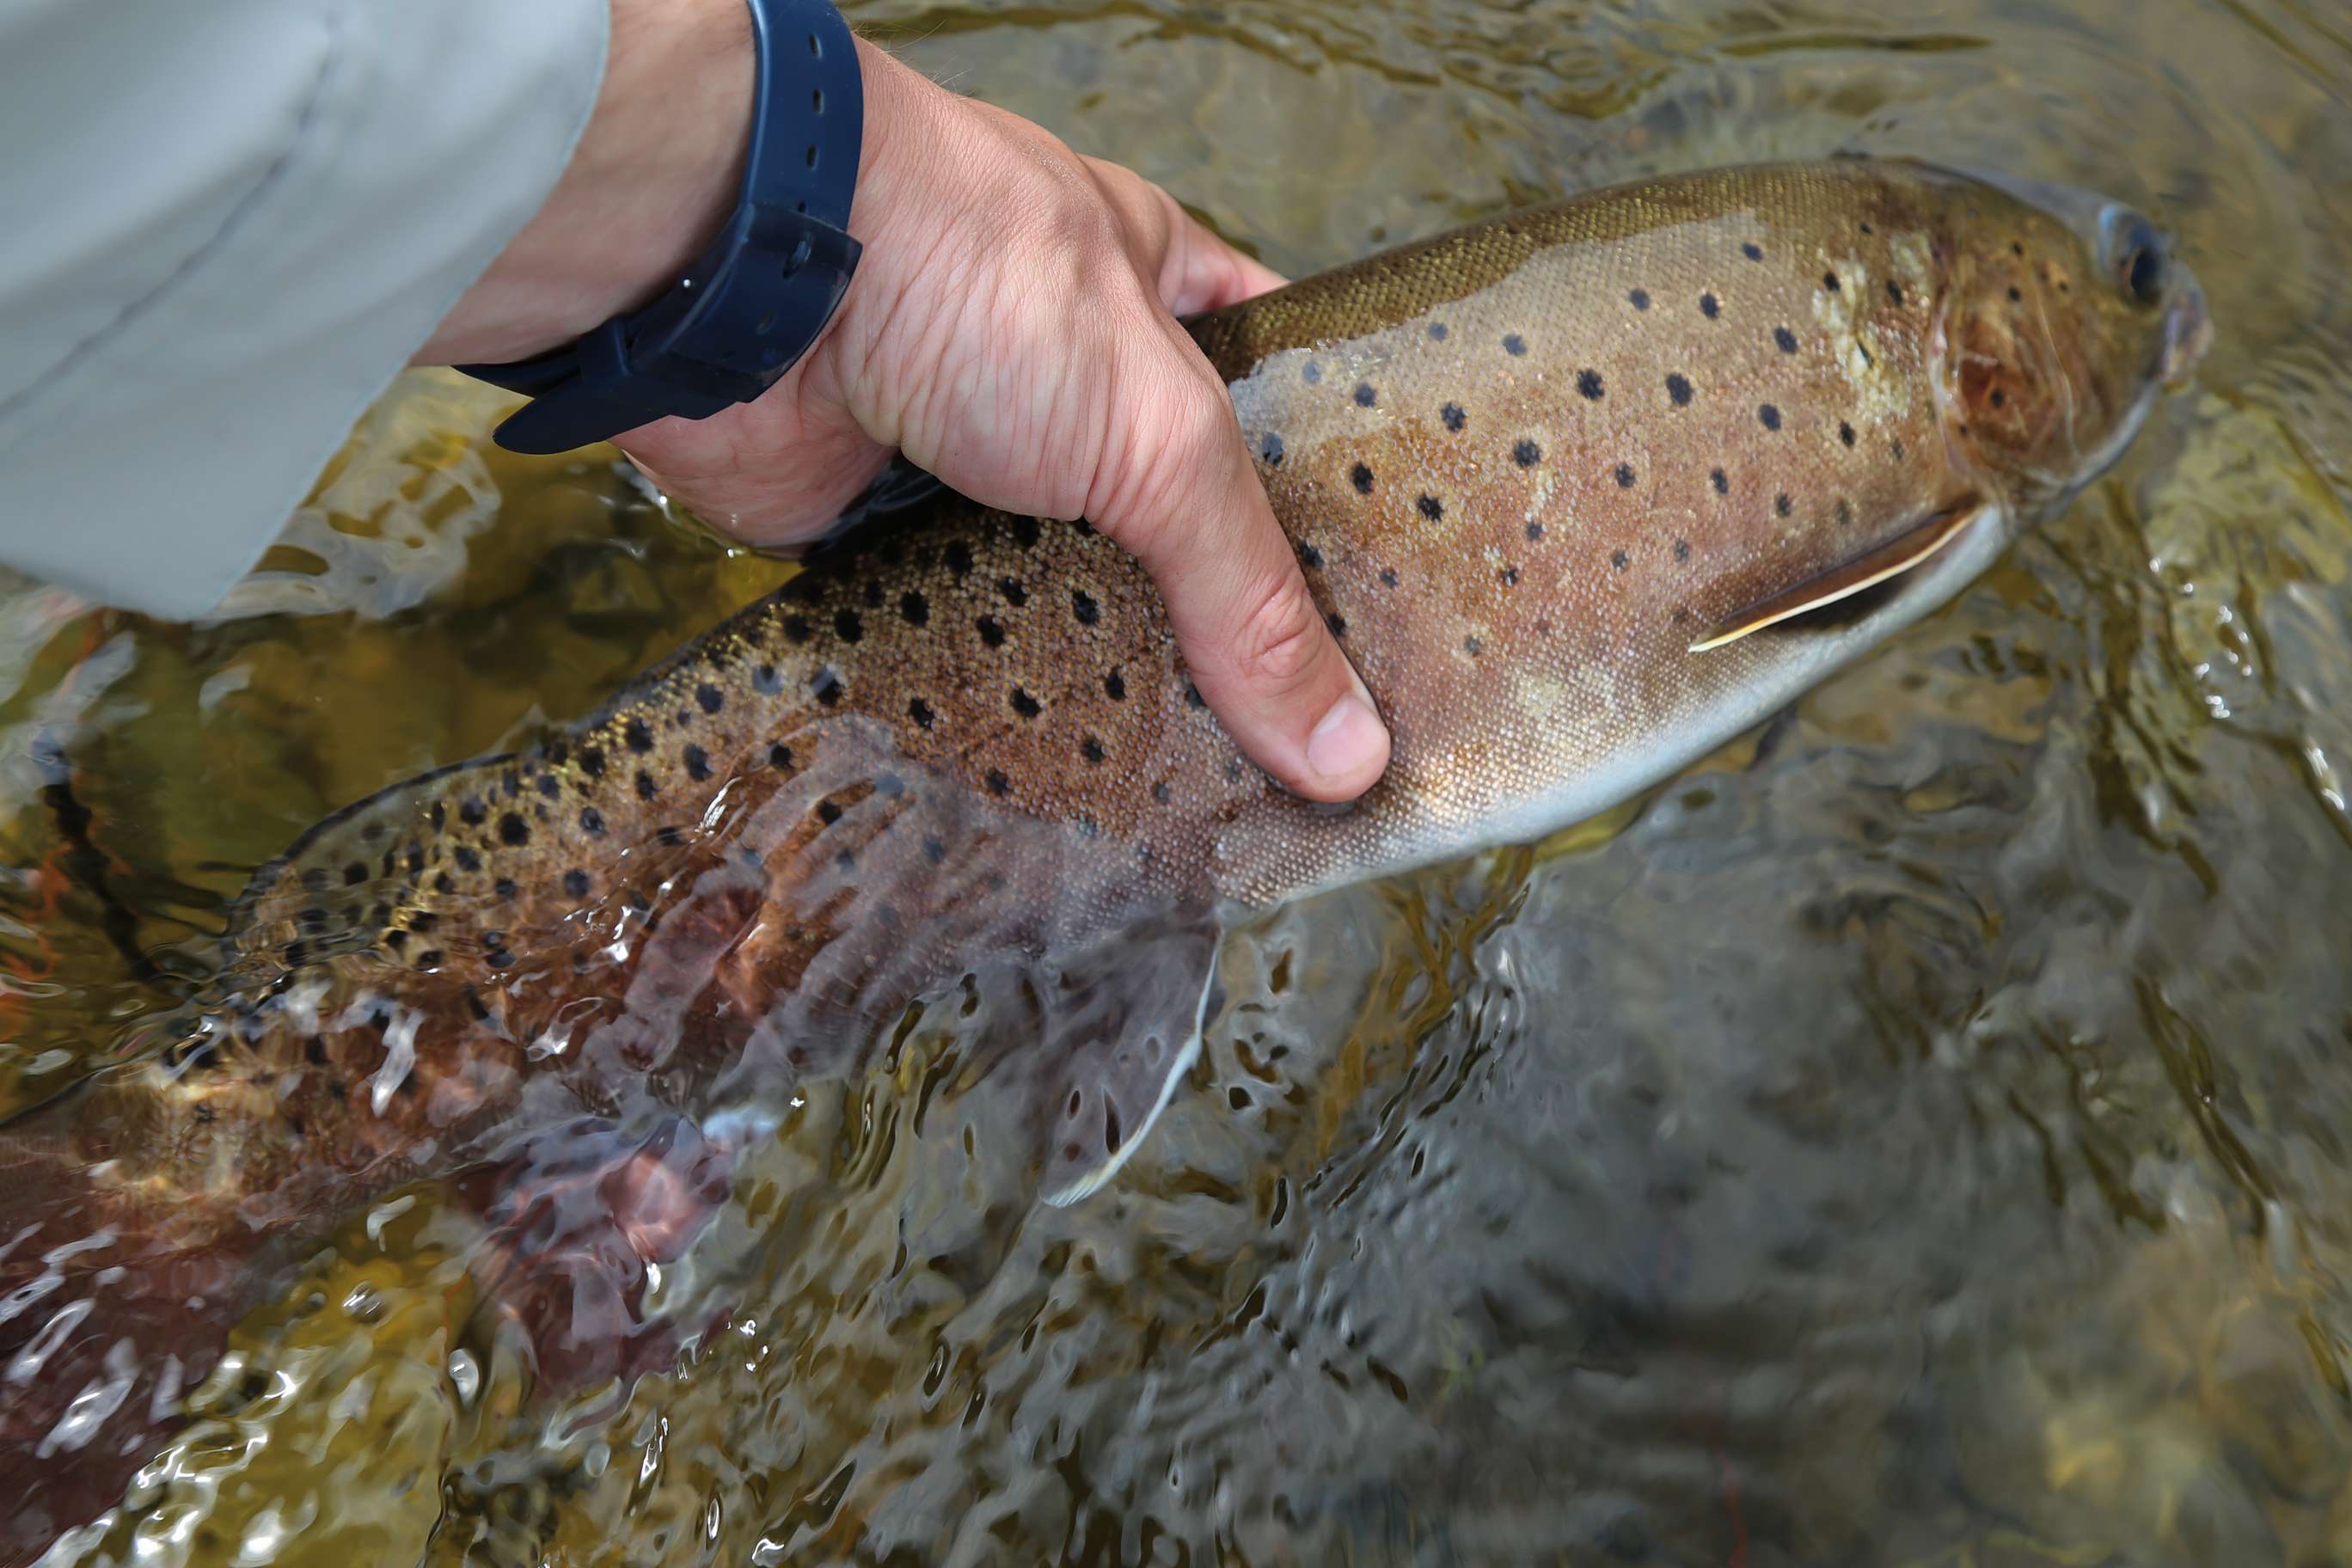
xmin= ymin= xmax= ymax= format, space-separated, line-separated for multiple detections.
xmin=459 ymin=0 xmax=865 ymax=455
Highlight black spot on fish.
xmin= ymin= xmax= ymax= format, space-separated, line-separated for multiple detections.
xmin=1712 ymin=468 xmax=1730 ymax=495
xmin=1418 ymin=494 xmax=1443 ymax=521
xmin=1615 ymin=462 xmax=1637 ymax=488
xmin=1351 ymin=462 xmax=1375 ymax=494
xmin=817 ymin=799 xmax=843 ymax=826
xmin=1892 ymin=438 xmax=1906 ymax=462
xmin=1501 ymin=566 xmax=1519 ymax=586
xmin=1759 ymin=404 xmax=1782 ymax=432
xmin=1774 ymin=326 xmax=1798 ymax=353
xmin=343 ymin=861 xmax=367 ymax=886
xmin=494 ymin=876 xmax=518 ymax=900
xmin=1742 ymin=242 xmax=1763 ymax=261
xmin=497 ymin=813 xmax=527 ymax=846
xmin=1666 ymin=373 xmax=1693 ymax=407
xmin=1464 ymin=635 xmax=1483 ymax=657
xmin=1302 ymin=361 xmax=1321 ymax=383
xmin=1990 ymin=388 xmax=2006 ymax=408
xmin=922 ymin=836 xmax=947 ymax=865
xmin=283 ymin=939 xmax=308 ymax=967
xmin=1010 ymin=686 xmax=1042 ymax=719
xmin=769 ymin=744 xmax=793 ymax=772
xmin=383 ymin=928 xmax=408 ymax=951
xmin=1185 ymin=683 xmax=1205 ymax=710
xmin=985 ymin=769 xmax=1010 ymax=797
xmin=696 ymin=683 xmax=724 ymax=714
xmin=562 ymin=868 xmax=590 ymax=900
xmin=834 ymin=609 xmax=864 ymax=644
xmin=454 ymin=846 xmax=481 ymax=873
xmin=977 ymin=616 xmax=1006 ymax=648
xmin=1442 ymin=402 xmax=1466 ymax=432
xmin=999 ymin=577 xmax=1027 ymax=607
xmin=783 ymin=615 xmax=812 ymax=646
xmin=1151 ymin=780 xmax=1173 ymax=805
xmin=1700 ymin=291 xmax=1720 ymax=317
xmin=899 ymin=591 xmax=929 ymax=627
xmin=1104 ymin=669 xmax=1126 ymax=701
xmin=1260 ymin=432 xmax=1284 ymax=465
xmin=1354 ymin=383 xmax=1376 ymax=407
xmin=405 ymin=846 xmax=425 ymax=875
xmin=580 ymin=805 xmax=604 ymax=836
xmin=1776 ymin=492 xmax=1793 ymax=518
xmin=625 ymin=718 xmax=653 ymax=754
xmin=1823 ymin=271 xmax=1841 ymax=292
xmin=683 ymin=744 xmax=712 ymax=781
xmin=1513 ymin=439 xmax=1542 ymax=467
xmin=1577 ymin=369 xmax=1605 ymax=400
xmin=1081 ymin=736 xmax=1107 ymax=765
xmin=1628 ymin=287 xmax=1651 ymax=310
xmin=536 ymin=774 xmax=560 ymax=799
xmin=834 ymin=848 xmax=856 ymax=872
xmin=1675 ymin=539 xmax=1691 ymax=561
xmin=1381 ymin=566 xmax=1403 ymax=585
xmin=1524 ymin=523 xmax=1544 ymax=542
xmin=415 ymin=949 xmax=444 ymax=970
xmin=1298 ymin=542 xmax=1324 ymax=570
xmin=1837 ymin=499 xmax=1854 ymax=525
xmin=636 ymin=770 xmax=659 ymax=799
xmin=1885 ymin=280 xmax=1904 ymax=307
xmin=1070 ymin=589 xmax=1099 ymax=626
xmin=579 ymin=746 xmax=606 ymax=779
xmin=1840 ymin=420 xmax=1857 ymax=447
xmin=460 ymin=799 xmax=487 ymax=827
xmin=2008 ymin=285 xmax=2023 ymax=303
xmin=1504 ymin=334 xmax=1527 ymax=356
xmin=908 ymin=696 xmax=934 ymax=729
xmin=424 ymin=805 xmax=444 ymax=836
xmin=1612 ymin=550 xmax=1631 ymax=572
xmin=946 ymin=540 xmax=975 ymax=577
xmin=1326 ymin=613 xmax=1347 ymax=638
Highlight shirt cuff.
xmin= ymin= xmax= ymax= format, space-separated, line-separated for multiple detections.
xmin=0 ymin=0 xmax=609 ymax=620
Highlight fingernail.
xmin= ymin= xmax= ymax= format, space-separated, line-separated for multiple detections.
xmin=1305 ymin=681 xmax=1387 ymax=785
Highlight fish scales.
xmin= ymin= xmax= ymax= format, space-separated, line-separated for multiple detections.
xmin=0 ymin=159 xmax=2205 ymax=1559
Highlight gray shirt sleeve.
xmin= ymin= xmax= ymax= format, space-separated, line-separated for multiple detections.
xmin=0 ymin=0 xmax=608 ymax=620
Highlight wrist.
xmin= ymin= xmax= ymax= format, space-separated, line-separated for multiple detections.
xmin=419 ymin=0 xmax=755 ymax=365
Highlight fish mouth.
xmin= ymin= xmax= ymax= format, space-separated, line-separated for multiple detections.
xmin=2159 ymin=267 xmax=2213 ymax=386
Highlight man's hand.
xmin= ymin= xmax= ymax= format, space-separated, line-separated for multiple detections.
xmin=423 ymin=9 xmax=1388 ymax=802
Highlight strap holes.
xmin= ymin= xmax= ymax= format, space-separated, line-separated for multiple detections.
xmin=805 ymin=144 xmax=819 ymax=169
xmin=812 ymin=88 xmax=824 ymax=113
xmin=807 ymin=32 xmax=819 ymax=54
xmin=796 ymin=199 xmax=807 ymax=214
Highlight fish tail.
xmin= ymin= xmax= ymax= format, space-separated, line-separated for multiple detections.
xmin=0 ymin=1100 xmax=253 ymax=1565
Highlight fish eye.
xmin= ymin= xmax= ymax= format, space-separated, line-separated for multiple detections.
xmin=2107 ymin=212 xmax=2167 ymax=306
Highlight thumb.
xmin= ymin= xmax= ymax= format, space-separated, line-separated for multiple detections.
xmin=1096 ymin=331 xmax=1390 ymax=803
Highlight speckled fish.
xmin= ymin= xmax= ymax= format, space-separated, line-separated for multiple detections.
xmin=0 ymin=159 xmax=2206 ymax=1556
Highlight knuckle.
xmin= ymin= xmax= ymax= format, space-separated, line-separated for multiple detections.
xmin=1228 ymin=573 xmax=1329 ymax=695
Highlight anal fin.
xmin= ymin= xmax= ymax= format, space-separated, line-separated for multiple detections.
xmin=1689 ymin=498 xmax=1989 ymax=652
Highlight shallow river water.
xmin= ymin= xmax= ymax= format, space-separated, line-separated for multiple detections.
xmin=5 ymin=0 xmax=2351 ymax=1563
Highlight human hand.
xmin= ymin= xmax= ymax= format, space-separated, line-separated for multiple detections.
xmin=424 ymin=9 xmax=1388 ymax=802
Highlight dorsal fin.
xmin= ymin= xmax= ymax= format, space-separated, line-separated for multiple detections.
xmin=1687 ymin=499 xmax=1990 ymax=653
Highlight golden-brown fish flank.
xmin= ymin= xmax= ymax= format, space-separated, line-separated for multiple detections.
xmin=0 ymin=160 xmax=2205 ymax=1556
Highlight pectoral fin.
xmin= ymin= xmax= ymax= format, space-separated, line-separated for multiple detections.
xmin=1688 ymin=499 xmax=1989 ymax=653
xmin=1008 ymin=909 xmax=1222 ymax=1208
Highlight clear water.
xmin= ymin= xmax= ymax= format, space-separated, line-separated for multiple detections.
xmin=4 ymin=1 xmax=2350 ymax=1562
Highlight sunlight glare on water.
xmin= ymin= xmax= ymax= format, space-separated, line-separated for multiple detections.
xmin=3 ymin=1 xmax=2350 ymax=1563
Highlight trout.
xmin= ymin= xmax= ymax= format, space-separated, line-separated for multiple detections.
xmin=0 ymin=160 xmax=2207 ymax=1558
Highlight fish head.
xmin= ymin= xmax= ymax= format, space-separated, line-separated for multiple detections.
xmin=1934 ymin=171 xmax=2210 ymax=514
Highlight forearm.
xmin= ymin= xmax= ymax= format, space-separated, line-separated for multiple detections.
xmin=416 ymin=0 xmax=756 ymax=365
